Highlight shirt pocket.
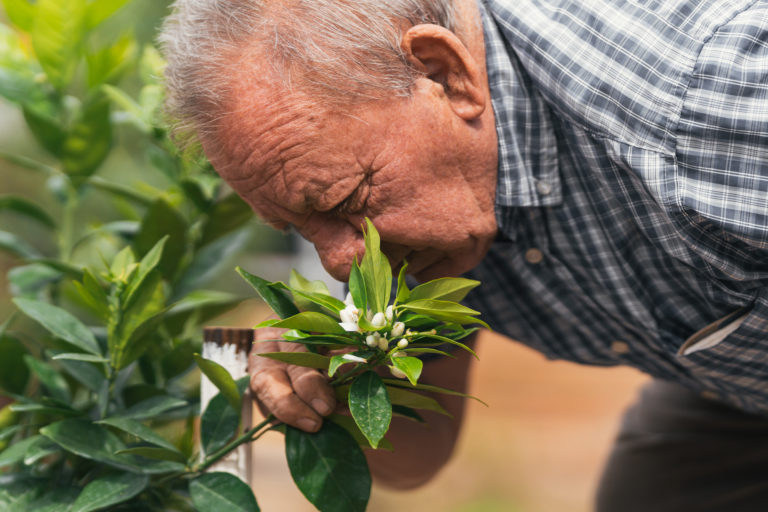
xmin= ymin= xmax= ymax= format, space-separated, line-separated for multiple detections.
xmin=675 ymin=298 xmax=768 ymax=414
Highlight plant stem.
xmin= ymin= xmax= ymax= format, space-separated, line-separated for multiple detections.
xmin=194 ymin=415 xmax=275 ymax=473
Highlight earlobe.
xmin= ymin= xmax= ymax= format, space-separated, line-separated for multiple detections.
xmin=401 ymin=24 xmax=486 ymax=120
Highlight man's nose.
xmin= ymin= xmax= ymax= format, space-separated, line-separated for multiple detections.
xmin=300 ymin=219 xmax=364 ymax=282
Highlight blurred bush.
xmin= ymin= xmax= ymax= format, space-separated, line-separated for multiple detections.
xmin=0 ymin=0 xmax=289 ymax=509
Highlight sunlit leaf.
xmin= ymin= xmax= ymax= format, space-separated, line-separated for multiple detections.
xmin=395 ymin=261 xmax=410 ymax=304
xmin=1 ymin=0 xmax=36 ymax=31
xmin=389 ymin=356 xmax=423 ymax=386
xmin=31 ymin=0 xmax=86 ymax=90
xmin=360 ymin=218 xmax=391 ymax=314
xmin=85 ymin=0 xmax=132 ymax=29
xmin=349 ymin=371 xmax=391 ymax=449
xmin=407 ymin=277 xmax=480 ymax=303
xmin=269 ymin=311 xmax=346 ymax=335
xmin=348 ymin=259 xmax=367 ymax=312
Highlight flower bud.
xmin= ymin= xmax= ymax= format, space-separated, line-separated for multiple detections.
xmin=377 ymin=337 xmax=389 ymax=351
xmin=397 ymin=338 xmax=408 ymax=349
xmin=342 ymin=354 xmax=367 ymax=363
xmin=385 ymin=305 xmax=394 ymax=322
xmin=344 ymin=292 xmax=354 ymax=306
xmin=391 ymin=322 xmax=405 ymax=337
xmin=371 ymin=312 xmax=386 ymax=328
xmin=365 ymin=335 xmax=377 ymax=347
xmin=389 ymin=366 xmax=407 ymax=379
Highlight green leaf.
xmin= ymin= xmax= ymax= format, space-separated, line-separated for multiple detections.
xmin=72 ymin=270 xmax=110 ymax=321
xmin=0 ymin=230 xmax=41 ymax=258
xmin=389 ymin=356 xmax=423 ymax=386
xmin=28 ymin=487 xmax=80 ymax=512
xmin=10 ymin=402 xmax=80 ymax=417
xmin=96 ymin=417 xmax=180 ymax=452
xmin=190 ymin=472 xmax=260 ymax=512
xmin=31 ymin=0 xmax=86 ymax=90
xmin=133 ymin=199 xmax=187 ymax=279
xmin=348 ymin=259 xmax=367 ymax=312
xmin=289 ymin=269 xmax=330 ymax=296
xmin=8 ymin=264 xmax=61 ymax=298
xmin=1 ymin=0 xmax=36 ymax=31
xmin=399 ymin=299 xmax=480 ymax=317
xmin=385 ymin=386 xmax=452 ymax=416
xmin=257 ymin=352 xmax=330 ymax=370
xmin=410 ymin=333 xmax=479 ymax=359
xmin=86 ymin=34 xmax=136 ymax=87
xmin=110 ymin=246 xmax=136 ymax=281
xmin=22 ymin=435 xmax=59 ymax=465
xmin=402 ymin=347 xmax=455 ymax=358
xmin=199 ymin=192 xmax=254 ymax=247
xmin=0 ymin=475 xmax=43 ymax=510
xmin=285 ymin=422 xmax=370 ymax=512
xmin=395 ymin=261 xmax=410 ymax=304
xmin=173 ymin=228 xmax=250 ymax=300
xmin=61 ymin=95 xmax=113 ymax=182
xmin=109 ymin=271 xmax=166 ymax=370
xmin=0 ymin=435 xmax=41 ymax=467
xmin=22 ymin=104 xmax=66 ymax=157
xmin=327 ymin=414 xmax=393 ymax=451
xmin=124 ymin=236 xmax=167 ymax=308
xmin=41 ymin=419 xmax=184 ymax=474
xmin=200 ymin=393 xmax=239 ymax=455
xmin=348 ymin=371 xmax=391 ymax=449
xmin=51 ymin=353 xmax=108 ymax=363
xmin=194 ymin=354 xmax=241 ymax=414
xmin=51 ymin=350 xmax=105 ymax=392
xmin=407 ymin=277 xmax=480 ymax=303
xmin=13 ymin=298 xmax=101 ymax=356
xmin=0 ymin=334 xmax=30 ymax=394
xmin=71 ymin=472 xmax=148 ymax=512
xmin=87 ymin=175 xmax=156 ymax=206
xmin=270 ymin=311 xmax=346 ymax=335
xmin=85 ymin=0 xmax=131 ymax=28
xmin=236 ymin=267 xmax=299 ymax=319
xmin=391 ymin=405 xmax=425 ymax=423
xmin=24 ymin=356 xmax=71 ymax=403
xmin=120 ymin=395 xmax=187 ymax=421
xmin=360 ymin=218 xmax=391 ymax=314
xmin=384 ymin=379 xmax=488 ymax=406
xmin=115 ymin=446 xmax=188 ymax=464
xmin=327 ymin=354 xmax=351 ymax=378
xmin=0 ymin=195 xmax=55 ymax=228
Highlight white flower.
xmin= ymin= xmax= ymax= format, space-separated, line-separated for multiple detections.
xmin=377 ymin=337 xmax=389 ymax=351
xmin=385 ymin=305 xmax=394 ymax=322
xmin=389 ymin=366 xmax=407 ymax=379
xmin=396 ymin=339 xmax=409 ymax=349
xmin=342 ymin=354 xmax=367 ymax=363
xmin=338 ymin=304 xmax=360 ymax=332
xmin=391 ymin=322 xmax=405 ymax=337
xmin=344 ymin=292 xmax=355 ymax=306
xmin=371 ymin=312 xmax=386 ymax=328
xmin=365 ymin=335 xmax=377 ymax=347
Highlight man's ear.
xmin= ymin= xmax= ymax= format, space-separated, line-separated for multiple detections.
xmin=401 ymin=24 xmax=485 ymax=120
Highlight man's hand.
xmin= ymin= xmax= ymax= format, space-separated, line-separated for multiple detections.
xmin=248 ymin=325 xmax=336 ymax=432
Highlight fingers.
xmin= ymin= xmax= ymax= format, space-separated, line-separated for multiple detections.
xmin=249 ymin=332 xmax=336 ymax=432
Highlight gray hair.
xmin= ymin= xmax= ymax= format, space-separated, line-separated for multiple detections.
xmin=159 ymin=0 xmax=458 ymax=140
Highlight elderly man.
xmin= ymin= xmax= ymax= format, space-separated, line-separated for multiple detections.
xmin=161 ymin=0 xmax=768 ymax=509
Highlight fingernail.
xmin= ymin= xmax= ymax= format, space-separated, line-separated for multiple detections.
xmin=311 ymin=398 xmax=332 ymax=416
xmin=297 ymin=418 xmax=318 ymax=431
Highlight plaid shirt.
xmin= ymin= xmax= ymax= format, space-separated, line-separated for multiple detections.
xmin=465 ymin=0 xmax=768 ymax=413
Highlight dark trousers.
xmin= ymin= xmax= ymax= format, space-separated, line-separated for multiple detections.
xmin=596 ymin=379 xmax=768 ymax=512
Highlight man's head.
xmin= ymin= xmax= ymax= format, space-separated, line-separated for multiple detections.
xmin=160 ymin=0 xmax=499 ymax=281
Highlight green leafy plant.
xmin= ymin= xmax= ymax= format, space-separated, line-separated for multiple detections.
xmin=234 ymin=219 xmax=486 ymax=512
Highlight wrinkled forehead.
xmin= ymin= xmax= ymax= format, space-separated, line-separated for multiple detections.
xmin=200 ymin=65 xmax=362 ymax=225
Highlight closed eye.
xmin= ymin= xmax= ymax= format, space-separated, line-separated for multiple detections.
xmin=332 ymin=173 xmax=371 ymax=217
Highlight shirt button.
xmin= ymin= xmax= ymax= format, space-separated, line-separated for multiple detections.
xmin=536 ymin=180 xmax=553 ymax=196
xmin=524 ymin=248 xmax=543 ymax=264
xmin=611 ymin=341 xmax=630 ymax=354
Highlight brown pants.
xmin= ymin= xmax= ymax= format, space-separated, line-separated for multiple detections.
xmin=596 ymin=380 xmax=768 ymax=512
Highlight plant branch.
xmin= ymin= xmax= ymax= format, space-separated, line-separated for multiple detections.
xmin=194 ymin=414 xmax=275 ymax=473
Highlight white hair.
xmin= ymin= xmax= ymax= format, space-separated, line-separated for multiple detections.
xmin=159 ymin=0 xmax=458 ymax=140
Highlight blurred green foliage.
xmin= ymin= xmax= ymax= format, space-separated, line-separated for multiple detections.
xmin=0 ymin=0 xmax=288 ymax=509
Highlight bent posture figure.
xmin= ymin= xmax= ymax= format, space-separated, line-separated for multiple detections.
xmin=161 ymin=0 xmax=768 ymax=509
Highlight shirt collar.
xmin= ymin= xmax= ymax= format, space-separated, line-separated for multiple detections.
xmin=478 ymin=0 xmax=562 ymax=227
